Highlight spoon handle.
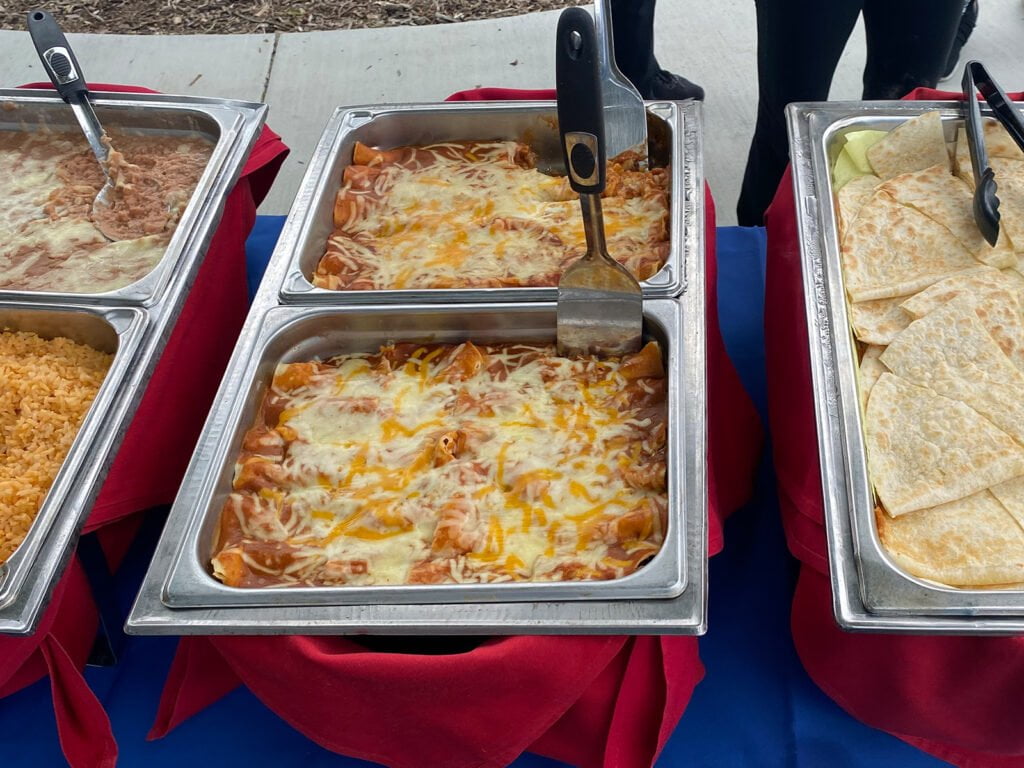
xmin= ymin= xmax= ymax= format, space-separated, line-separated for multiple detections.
xmin=27 ymin=9 xmax=89 ymax=102
xmin=27 ymin=9 xmax=109 ymax=168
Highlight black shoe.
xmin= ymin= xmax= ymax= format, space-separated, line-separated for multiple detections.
xmin=640 ymin=69 xmax=705 ymax=101
xmin=941 ymin=0 xmax=978 ymax=80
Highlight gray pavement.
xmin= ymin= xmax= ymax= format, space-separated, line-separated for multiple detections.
xmin=1 ymin=3 xmax=1022 ymax=224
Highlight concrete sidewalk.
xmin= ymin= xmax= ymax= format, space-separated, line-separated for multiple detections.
xmin=1 ymin=3 xmax=1022 ymax=224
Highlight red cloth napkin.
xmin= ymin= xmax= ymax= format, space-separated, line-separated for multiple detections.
xmin=764 ymin=86 xmax=1024 ymax=767
xmin=0 ymin=83 xmax=289 ymax=768
xmin=148 ymin=87 xmax=763 ymax=768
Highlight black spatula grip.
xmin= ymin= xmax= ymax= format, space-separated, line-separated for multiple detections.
xmin=556 ymin=7 xmax=606 ymax=196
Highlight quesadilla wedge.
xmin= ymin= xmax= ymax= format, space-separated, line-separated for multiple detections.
xmin=880 ymin=298 xmax=1024 ymax=444
xmin=865 ymin=373 xmax=1024 ymax=516
xmin=867 ymin=111 xmax=950 ymax=180
xmin=876 ymin=492 xmax=1024 ymax=586
xmin=842 ymin=189 xmax=979 ymax=301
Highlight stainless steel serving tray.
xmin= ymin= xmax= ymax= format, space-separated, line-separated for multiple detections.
xmin=128 ymin=169 xmax=707 ymax=633
xmin=0 ymin=91 xmax=267 ymax=635
xmin=161 ymin=301 xmax=686 ymax=608
xmin=0 ymin=304 xmax=146 ymax=630
xmin=277 ymin=100 xmax=701 ymax=304
xmin=788 ymin=100 xmax=1024 ymax=634
xmin=0 ymin=89 xmax=254 ymax=307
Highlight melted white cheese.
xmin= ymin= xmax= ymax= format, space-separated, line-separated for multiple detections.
xmin=315 ymin=141 xmax=669 ymax=289
xmin=216 ymin=343 xmax=668 ymax=587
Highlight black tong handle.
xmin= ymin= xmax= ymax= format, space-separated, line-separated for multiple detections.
xmin=27 ymin=9 xmax=90 ymax=103
xmin=962 ymin=62 xmax=992 ymax=192
xmin=967 ymin=60 xmax=1024 ymax=153
xmin=959 ymin=60 xmax=1023 ymax=247
xmin=556 ymin=7 xmax=606 ymax=196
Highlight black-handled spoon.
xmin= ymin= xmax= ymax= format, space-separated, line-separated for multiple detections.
xmin=27 ymin=9 xmax=110 ymax=172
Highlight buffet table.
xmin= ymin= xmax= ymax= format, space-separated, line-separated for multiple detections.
xmin=0 ymin=220 xmax=947 ymax=768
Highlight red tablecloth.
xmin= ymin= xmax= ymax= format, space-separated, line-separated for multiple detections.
xmin=146 ymin=88 xmax=763 ymax=768
xmin=764 ymin=86 xmax=1024 ymax=768
xmin=0 ymin=83 xmax=288 ymax=768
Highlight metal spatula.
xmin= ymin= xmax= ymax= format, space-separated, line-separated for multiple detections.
xmin=593 ymin=0 xmax=648 ymax=167
xmin=555 ymin=7 xmax=642 ymax=358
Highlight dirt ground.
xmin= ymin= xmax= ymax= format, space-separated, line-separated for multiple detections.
xmin=0 ymin=0 xmax=585 ymax=34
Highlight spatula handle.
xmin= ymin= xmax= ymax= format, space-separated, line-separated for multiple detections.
xmin=556 ymin=7 xmax=606 ymax=196
xmin=27 ymin=9 xmax=90 ymax=104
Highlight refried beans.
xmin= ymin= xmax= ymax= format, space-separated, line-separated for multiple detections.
xmin=0 ymin=129 xmax=212 ymax=293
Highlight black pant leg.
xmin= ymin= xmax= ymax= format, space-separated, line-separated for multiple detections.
xmin=610 ymin=0 xmax=660 ymax=88
xmin=736 ymin=0 xmax=862 ymax=226
xmin=861 ymin=0 xmax=965 ymax=98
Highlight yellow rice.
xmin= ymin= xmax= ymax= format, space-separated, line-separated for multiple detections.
xmin=0 ymin=330 xmax=112 ymax=563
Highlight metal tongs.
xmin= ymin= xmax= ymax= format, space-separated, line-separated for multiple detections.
xmin=555 ymin=7 xmax=643 ymax=358
xmin=961 ymin=60 xmax=1024 ymax=246
xmin=27 ymin=9 xmax=117 ymax=219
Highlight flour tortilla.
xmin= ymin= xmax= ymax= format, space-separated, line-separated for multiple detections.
xmin=880 ymin=298 xmax=1024 ymax=444
xmin=899 ymin=268 xmax=1024 ymax=371
xmin=867 ymin=111 xmax=951 ymax=180
xmin=898 ymin=266 xmax=1022 ymax=318
xmin=881 ymin=164 xmax=1016 ymax=268
xmin=954 ymin=122 xmax=1024 ymax=183
xmin=865 ymin=373 xmax=1024 ymax=516
xmin=876 ymin=491 xmax=1024 ymax=586
xmin=836 ymin=174 xmax=881 ymax=245
xmin=991 ymin=475 xmax=1024 ymax=531
xmin=990 ymin=158 xmax=1024 ymax=261
xmin=849 ymin=298 xmax=911 ymax=345
xmin=858 ymin=345 xmax=888 ymax=412
xmin=841 ymin=189 xmax=980 ymax=301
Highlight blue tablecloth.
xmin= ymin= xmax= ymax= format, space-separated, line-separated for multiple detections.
xmin=0 ymin=220 xmax=949 ymax=768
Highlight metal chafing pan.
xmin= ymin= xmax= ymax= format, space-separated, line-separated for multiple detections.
xmin=0 ymin=92 xmax=267 ymax=635
xmin=277 ymin=100 xmax=701 ymax=304
xmin=788 ymin=100 xmax=1024 ymax=634
xmin=161 ymin=301 xmax=685 ymax=608
xmin=0 ymin=303 xmax=146 ymax=633
xmin=127 ymin=296 xmax=708 ymax=633
xmin=0 ymin=88 xmax=251 ymax=306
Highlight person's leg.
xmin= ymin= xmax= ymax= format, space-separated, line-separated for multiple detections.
xmin=737 ymin=0 xmax=862 ymax=226
xmin=861 ymin=0 xmax=966 ymax=98
xmin=610 ymin=0 xmax=704 ymax=101
xmin=941 ymin=0 xmax=978 ymax=81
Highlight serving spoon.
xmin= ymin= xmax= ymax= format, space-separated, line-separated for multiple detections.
xmin=27 ymin=9 xmax=120 ymax=238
